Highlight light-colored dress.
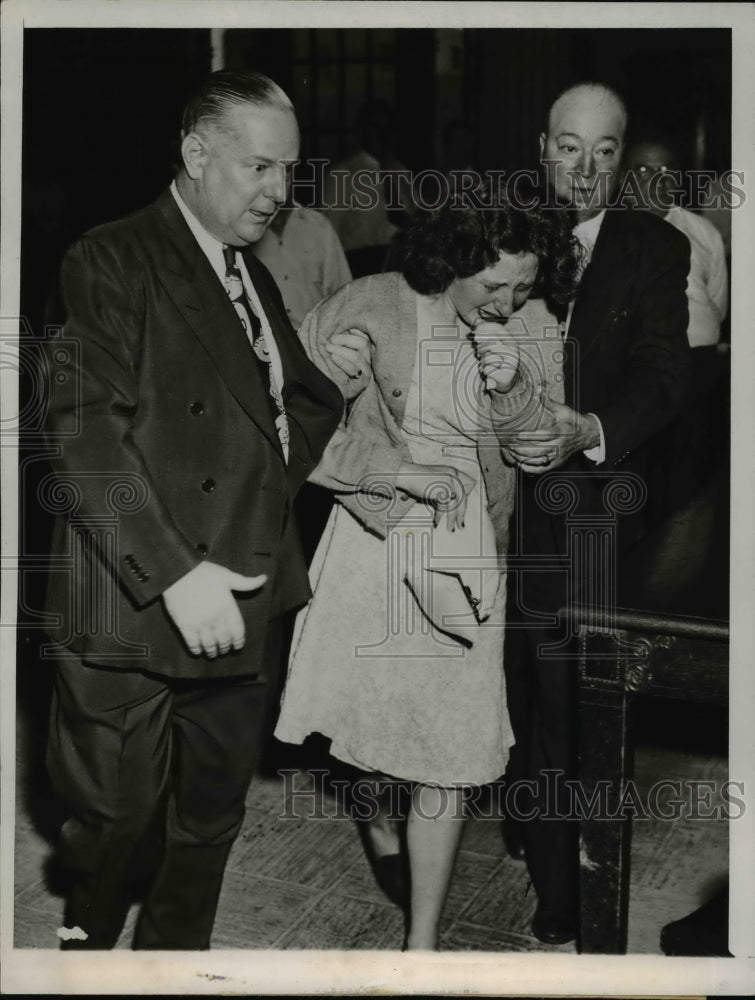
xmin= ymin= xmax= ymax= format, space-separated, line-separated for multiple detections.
xmin=275 ymin=299 xmax=513 ymax=787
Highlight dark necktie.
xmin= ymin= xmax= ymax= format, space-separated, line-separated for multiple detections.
xmin=223 ymin=244 xmax=289 ymax=459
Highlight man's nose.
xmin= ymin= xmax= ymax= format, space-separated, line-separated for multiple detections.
xmin=266 ymin=165 xmax=288 ymax=204
xmin=579 ymin=150 xmax=597 ymax=178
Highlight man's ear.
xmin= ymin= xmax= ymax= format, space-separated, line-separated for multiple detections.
xmin=181 ymin=131 xmax=208 ymax=180
xmin=538 ymin=132 xmax=546 ymax=159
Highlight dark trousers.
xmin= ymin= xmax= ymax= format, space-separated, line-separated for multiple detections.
xmin=46 ymin=620 xmax=284 ymax=950
xmin=503 ymin=617 xmax=578 ymax=918
xmin=503 ymin=472 xmax=583 ymax=919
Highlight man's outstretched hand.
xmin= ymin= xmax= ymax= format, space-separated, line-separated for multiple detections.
xmin=504 ymin=398 xmax=601 ymax=474
xmin=162 ymin=561 xmax=267 ymax=658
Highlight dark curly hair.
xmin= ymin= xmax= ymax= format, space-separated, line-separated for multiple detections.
xmin=391 ymin=184 xmax=582 ymax=306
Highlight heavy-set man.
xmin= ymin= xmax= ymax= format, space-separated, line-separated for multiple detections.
xmin=501 ymin=82 xmax=692 ymax=945
xmin=42 ymin=71 xmax=348 ymax=950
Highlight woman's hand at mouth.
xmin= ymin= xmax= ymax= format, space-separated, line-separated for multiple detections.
xmin=471 ymin=321 xmax=520 ymax=392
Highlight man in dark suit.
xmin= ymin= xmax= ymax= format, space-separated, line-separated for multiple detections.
xmin=500 ymin=83 xmax=692 ymax=945
xmin=42 ymin=71 xmax=345 ymax=950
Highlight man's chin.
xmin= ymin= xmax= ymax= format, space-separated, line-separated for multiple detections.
xmin=235 ymin=220 xmax=271 ymax=246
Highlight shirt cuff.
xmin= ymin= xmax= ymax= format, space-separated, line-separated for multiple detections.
xmin=583 ymin=412 xmax=605 ymax=465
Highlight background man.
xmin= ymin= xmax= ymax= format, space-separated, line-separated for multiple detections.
xmin=626 ymin=136 xmax=729 ymax=519
xmin=252 ymin=199 xmax=352 ymax=331
xmin=42 ymin=70 xmax=345 ymax=950
xmin=626 ymin=137 xmax=727 ymax=350
xmin=501 ymin=83 xmax=692 ymax=946
xmin=323 ymin=100 xmax=411 ymax=278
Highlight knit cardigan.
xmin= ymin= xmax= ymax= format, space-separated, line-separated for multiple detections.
xmin=300 ymin=272 xmax=560 ymax=558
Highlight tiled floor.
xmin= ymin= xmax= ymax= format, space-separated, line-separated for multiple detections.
xmin=12 ymin=471 xmax=731 ymax=953
xmin=13 ymin=720 xmax=728 ymax=953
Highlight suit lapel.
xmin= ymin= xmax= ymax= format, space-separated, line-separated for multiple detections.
xmin=242 ymin=250 xmax=343 ymax=409
xmin=242 ymin=250 xmax=314 ymax=399
xmin=568 ymin=210 xmax=638 ymax=358
xmin=240 ymin=248 xmax=344 ymax=488
xmin=152 ymin=191 xmax=284 ymax=458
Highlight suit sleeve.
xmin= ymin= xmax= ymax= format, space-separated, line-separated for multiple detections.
xmin=44 ymin=236 xmax=201 ymax=607
xmin=593 ymin=227 xmax=692 ymax=467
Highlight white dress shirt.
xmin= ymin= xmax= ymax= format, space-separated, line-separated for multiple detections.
xmin=664 ymin=206 xmax=728 ymax=347
xmin=170 ymin=182 xmax=286 ymax=401
xmin=252 ymin=204 xmax=352 ymax=330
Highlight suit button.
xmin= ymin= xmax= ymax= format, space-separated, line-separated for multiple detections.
xmin=189 ymin=401 xmax=204 ymax=416
xmin=196 ymin=543 xmax=208 ymax=556
xmin=392 ymin=388 xmax=402 ymax=397
xmin=201 ymin=478 xmax=216 ymax=493
xmin=138 ymin=572 xmax=150 ymax=583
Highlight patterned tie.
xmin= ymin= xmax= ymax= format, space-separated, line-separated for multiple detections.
xmin=223 ymin=244 xmax=289 ymax=460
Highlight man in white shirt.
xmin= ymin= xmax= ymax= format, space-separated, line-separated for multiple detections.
xmin=253 ymin=201 xmax=352 ymax=331
xmin=41 ymin=71 xmax=353 ymax=950
xmin=500 ymin=84 xmax=691 ymax=947
xmin=626 ymin=139 xmax=728 ymax=348
xmin=625 ymin=138 xmax=729 ymax=517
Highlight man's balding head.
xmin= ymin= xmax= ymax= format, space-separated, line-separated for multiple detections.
xmin=540 ymin=82 xmax=628 ymax=221
xmin=545 ymin=83 xmax=628 ymax=140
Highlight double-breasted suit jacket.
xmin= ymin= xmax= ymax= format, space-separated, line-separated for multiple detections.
xmin=43 ymin=189 xmax=343 ymax=678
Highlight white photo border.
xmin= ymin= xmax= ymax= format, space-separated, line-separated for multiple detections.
xmin=1 ymin=1 xmax=754 ymax=995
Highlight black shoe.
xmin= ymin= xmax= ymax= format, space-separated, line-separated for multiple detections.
xmin=501 ymin=819 xmax=526 ymax=861
xmin=372 ymin=853 xmax=409 ymax=910
xmin=660 ymin=888 xmax=730 ymax=956
xmin=531 ymin=905 xmax=576 ymax=945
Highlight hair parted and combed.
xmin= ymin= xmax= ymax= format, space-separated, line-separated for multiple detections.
xmin=392 ymin=183 xmax=583 ymax=305
xmin=181 ymin=70 xmax=294 ymax=139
